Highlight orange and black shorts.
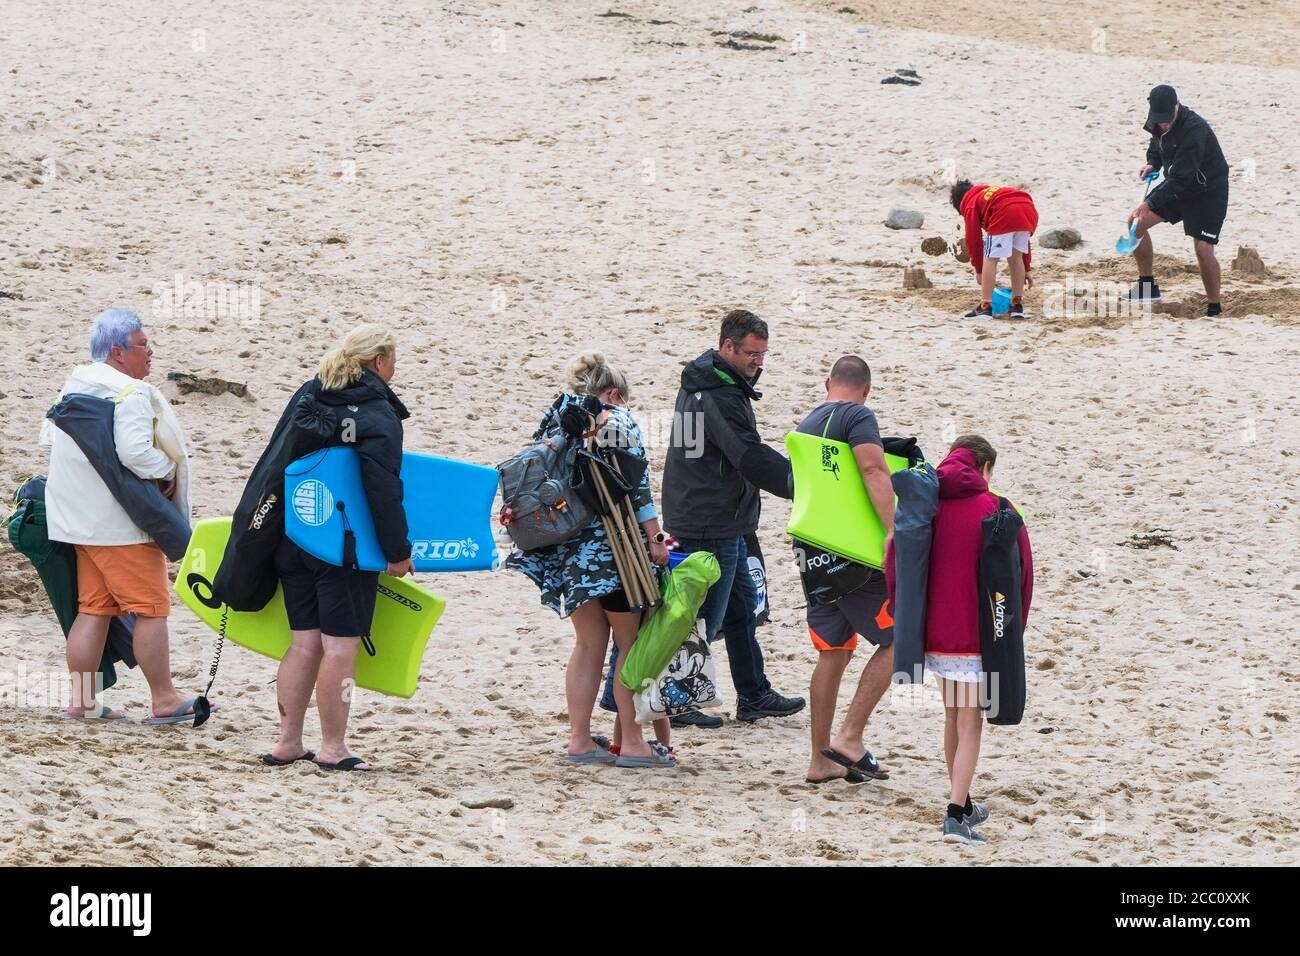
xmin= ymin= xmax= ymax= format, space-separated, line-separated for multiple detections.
xmin=806 ymin=571 xmax=893 ymax=652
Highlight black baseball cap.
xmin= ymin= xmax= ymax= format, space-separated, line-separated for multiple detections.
xmin=1147 ymin=84 xmax=1178 ymax=126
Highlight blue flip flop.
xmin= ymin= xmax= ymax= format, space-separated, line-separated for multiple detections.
xmin=63 ymin=704 xmax=127 ymax=721
xmin=147 ymin=696 xmax=207 ymax=726
xmin=565 ymin=746 xmax=616 ymax=765
xmin=614 ymin=750 xmax=677 ymax=769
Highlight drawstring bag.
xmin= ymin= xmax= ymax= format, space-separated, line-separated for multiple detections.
xmin=632 ymin=622 xmax=722 ymax=723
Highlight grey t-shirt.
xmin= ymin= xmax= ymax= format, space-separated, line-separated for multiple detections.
xmin=793 ymin=400 xmax=883 ymax=602
xmin=795 ymin=401 xmax=882 ymax=449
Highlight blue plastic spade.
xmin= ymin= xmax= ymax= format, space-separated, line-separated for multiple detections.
xmin=1116 ymin=170 xmax=1161 ymax=254
xmin=1115 ymin=222 xmax=1140 ymax=254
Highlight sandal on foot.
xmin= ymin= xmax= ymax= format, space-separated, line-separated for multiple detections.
xmin=821 ymin=747 xmax=890 ymax=780
xmin=806 ymin=769 xmax=868 ymax=785
xmin=313 ymin=756 xmax=372 ymax=772
xmin=260 ymin=751 xmax=316 ymax=766
xmin=148 ymin=696 xmax=211 ymax=726
xmin=565 ymin=745 xmax=616 ymax=765
xmin=63 ymin=705 xmax=127 ymax=721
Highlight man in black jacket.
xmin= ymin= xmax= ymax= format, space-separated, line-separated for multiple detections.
xmin=1125 ymin=85 xmax=1230 ymax=316
xmin=662 ymin=310 xmax=805 ymax=724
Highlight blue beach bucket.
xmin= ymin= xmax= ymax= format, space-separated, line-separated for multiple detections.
xmin=991 ymin=287 xmax=1012 ymax=315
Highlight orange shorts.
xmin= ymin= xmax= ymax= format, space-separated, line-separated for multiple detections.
xmin=74 ymin=543 xmax=171 ymax=618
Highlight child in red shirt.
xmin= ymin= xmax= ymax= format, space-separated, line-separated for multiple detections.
xmin=951 ymin=181 xmax=1039 ymax=319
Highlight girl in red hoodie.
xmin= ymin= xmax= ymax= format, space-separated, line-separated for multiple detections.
xmin=922 ymin=435 xmax=1033 ymax=844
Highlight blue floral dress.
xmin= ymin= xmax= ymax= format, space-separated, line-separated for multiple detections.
xmin=506 ymin=394 xmax=657 ymax=618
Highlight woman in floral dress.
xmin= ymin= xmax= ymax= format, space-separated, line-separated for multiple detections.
xmin=507 ymin=353 xmax=673 ymax=768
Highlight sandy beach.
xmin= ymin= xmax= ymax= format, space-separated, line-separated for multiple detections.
xmin=2 ymin=0 xmax=1298 ymax=865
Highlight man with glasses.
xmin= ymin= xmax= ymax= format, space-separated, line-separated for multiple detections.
xmin=662 ymin=310 xmax=805 ymax=725
xmin=40 ymin=308 xmax=199 ymax=724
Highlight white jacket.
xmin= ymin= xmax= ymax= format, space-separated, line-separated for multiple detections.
xmin=39 ymin=362 xmax=193 ymax=548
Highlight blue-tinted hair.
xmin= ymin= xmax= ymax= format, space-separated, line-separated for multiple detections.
xmin=89 ymin=308 xmax=143 ymax=361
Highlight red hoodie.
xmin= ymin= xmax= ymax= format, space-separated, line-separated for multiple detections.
xmin=960 ymin=185 xmax=1039 ymax=275
xmin=886 ymin=448 xmax=1034 ymax=656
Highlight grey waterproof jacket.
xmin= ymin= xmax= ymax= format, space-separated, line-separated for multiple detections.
xmin=886 ymin=462 xmax=939 ymax=684
xmin=46 ymin=395 xmax=192 ymax=560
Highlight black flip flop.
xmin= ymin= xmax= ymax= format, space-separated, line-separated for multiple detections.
xmin=806 ymin=769 xmax=868 ymax=785
xmin=313 ymin=756 xmax=372 ymax=772
xmin=821 ymin=747 xmax=890 ymax=780
xmin=260 ymin=751 xmax=315 ymax=766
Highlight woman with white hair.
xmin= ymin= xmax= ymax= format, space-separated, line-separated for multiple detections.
xmin=223 ymin=324 xmax=412 ymax=771
xmin=40 ymin=308 xmax=196 ymax=723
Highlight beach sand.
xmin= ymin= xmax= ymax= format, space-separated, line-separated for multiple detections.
xmin=2 ymin=0 xmax=1298 ymax=865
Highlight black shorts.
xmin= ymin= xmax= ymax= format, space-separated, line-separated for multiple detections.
xmin=274 ymin=537 xmax=378 ymax=637
xmin=1161 ymin=179 xmax=1228 ymax=245
xmin=598 ymin=589 xmax=632 ymax=613
xmin=805 ymin=570 xmax=894 ymax=652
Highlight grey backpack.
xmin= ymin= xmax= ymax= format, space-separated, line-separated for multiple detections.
xmin=497 ymin=432 xmax=595 ymax=552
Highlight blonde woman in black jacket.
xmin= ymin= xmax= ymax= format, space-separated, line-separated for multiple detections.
xmin=226 ymin=324 xmax=412 ymax=771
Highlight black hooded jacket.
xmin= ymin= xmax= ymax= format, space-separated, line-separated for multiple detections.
xmin=661 ymin=350 xmax=792 ymax=539
xmin=214 ymin=369 xmax=410 ymax=611
xmin=1143 ymin=105 xmax=1229 ymax=217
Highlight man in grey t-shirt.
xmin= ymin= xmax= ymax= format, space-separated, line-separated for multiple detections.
xmin=793 ymin=356 xmax=896 ymax=784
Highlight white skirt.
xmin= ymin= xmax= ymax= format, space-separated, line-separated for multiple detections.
xmin=925 ymin=653 xmax=983 ymax=684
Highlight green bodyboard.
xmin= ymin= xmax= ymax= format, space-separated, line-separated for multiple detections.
xmin=786 ymin=431 xmax=910 ymax=570
xmin=175 ymin=517 xmax=444 ymax=698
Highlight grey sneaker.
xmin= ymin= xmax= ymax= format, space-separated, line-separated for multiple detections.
xmin=942 ymin=815 xmax=987 ymax=844
xmin=964 ymin=801 xmax=989 ymax=827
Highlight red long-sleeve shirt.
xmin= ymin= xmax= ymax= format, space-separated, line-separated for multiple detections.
xmin=960 ymin=185 xmax=1039 ymax=274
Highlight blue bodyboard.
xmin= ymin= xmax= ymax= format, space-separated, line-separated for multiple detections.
xmin=284 ymin=447 xmax=498 ymax=572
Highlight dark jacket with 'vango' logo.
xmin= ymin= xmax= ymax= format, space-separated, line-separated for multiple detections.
xmin=214 ymin=369 xmax=410 ymax=611
xmin=661 ymin=350 xmax=792 ymax=539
